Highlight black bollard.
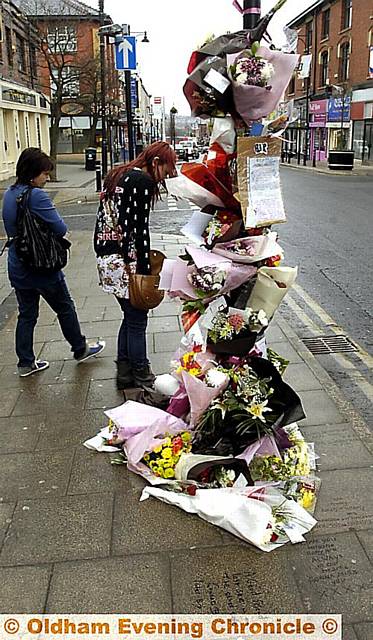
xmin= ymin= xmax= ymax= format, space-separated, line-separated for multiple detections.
xmin=95 ymin=160 xmax=102 ymax=193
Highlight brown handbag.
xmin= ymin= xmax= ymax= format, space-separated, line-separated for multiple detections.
xmin=126 ymin=249 xmax=166 ymax=311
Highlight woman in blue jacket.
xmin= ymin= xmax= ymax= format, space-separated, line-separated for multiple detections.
xmin=2 ymin=147 xmax=105 ymax=377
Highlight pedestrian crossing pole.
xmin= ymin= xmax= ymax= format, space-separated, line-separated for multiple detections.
xmin=243 ymin=0 xmax=261 ymax=28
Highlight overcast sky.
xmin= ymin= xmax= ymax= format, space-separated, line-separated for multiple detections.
xmin=104 ymin=0 xmax=315 ymax=114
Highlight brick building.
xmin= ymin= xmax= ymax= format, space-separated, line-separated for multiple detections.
xmin=14 ymin=0 xmax=121 ymax=155
xmin=0 ymin=0 xmax=50 ymax=181
xmin=285 ymin=0 xmax=373 ymax=165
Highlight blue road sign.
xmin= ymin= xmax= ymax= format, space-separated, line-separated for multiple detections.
xmin=115 ymin=36 xmax=136 ymax=70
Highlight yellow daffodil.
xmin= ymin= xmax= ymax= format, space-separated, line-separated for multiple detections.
xmin=181 ymin=432 xmax=191 ymax=442
xmin=163 ymin=437 xmax=172 ymax=447
xmin=161 ymin=447 xmax=172 ymax=459
xmin=153 ymin=445 xmax=163 ymax=454
xmin=143 ymin=453 xmax=150 ymax=462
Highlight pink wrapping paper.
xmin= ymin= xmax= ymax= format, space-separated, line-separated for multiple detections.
xmin=124 ymin=410 xmax=189 ymax=465
xmin=166 ymin=385 xmax=190 ymax=418
xmin=227 ymin=47 xmax=299 ymax=124
xmin=237 ymin=435 xmax=281 ymax=465
xmin=212 ymin=232 xmax=283 ymax=264
xmin=181 ymin=370 xmax=229 ymax=427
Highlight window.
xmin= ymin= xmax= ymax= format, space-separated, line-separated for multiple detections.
xmin=47 ymin=26 xmax=77 ymax=53
xmin=341 ymin=0 xmax=352 ymax=30
xmin=320 ymin=51 xmax=328 ymax=86
xmin=305 ymin=20 xmax=313 ymax=52
xmin=322 ymin=8 xmax=330 ymax=39
xmin=51 ymin=66 xmax=80 ymax=98
xmin=5 ymin=27 xmax=13 ymax=67
xmin=339 ymin=41 xmax=350 ymax=81
xmin=30 ymin=45 xmax=37 ymax=77
xmin=0 ymin=15 xmax=3 ymax=62
xmin=288 ymin=74 xmax=296 ymax=95
xmin=16 ymin=34 xmax=26 ymax=72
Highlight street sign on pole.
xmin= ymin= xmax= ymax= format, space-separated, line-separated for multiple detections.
xmin=115 ymin=36 xmax=136 ymax=70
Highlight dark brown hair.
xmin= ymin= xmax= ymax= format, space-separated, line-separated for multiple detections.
xmin=103 ymin=141 xmax=177 ymax=200
xmin=14 ymin=147 xmax=54 ymax=185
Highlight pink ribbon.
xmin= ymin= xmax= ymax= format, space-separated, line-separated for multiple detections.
xmin=232 ymin=0 xmax=261 ymax=15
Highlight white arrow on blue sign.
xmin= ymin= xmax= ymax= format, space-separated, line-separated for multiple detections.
xmin=115 ymin=36 xmax=137 ymax=70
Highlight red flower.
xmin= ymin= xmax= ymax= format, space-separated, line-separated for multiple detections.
xmin=187 ymin=485 xmax=197 ymax=496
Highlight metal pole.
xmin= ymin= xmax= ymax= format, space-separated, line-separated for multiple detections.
xmin=340 ymin=92 xmax=345 ymax=150
xmin=304 ymin=76 xmax=310 ymax=166
xmin=99 ymin=0 xmax=108 ymax=176
xmin=95 ymin=160 xmax=102 ymax=192
xmin=243 ymin=0 xmax=261 ymax=29
xmin=124 ymin=70 xmax=135 ymax=160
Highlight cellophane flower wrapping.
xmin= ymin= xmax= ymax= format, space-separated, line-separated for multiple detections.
xmin=181 ymin=162 xmax=241 ymax=212
xmin=165 ymin=175 xmax=225 ymax=210
xmin=181 ymin=368 xmax=229 ymax=428
xmin=212 ymin=231 xmax=283 ymax=264
xmin=247 ymin=265 xmax=298 ymax=320
xmin=227 ymin=46 xmax=299 ymax=124
xmin=140 ymin=484 xmax=316 ymax=551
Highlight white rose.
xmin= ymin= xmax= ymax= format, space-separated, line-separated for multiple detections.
xmin=235 ymin=72 xmax=248 ymax=85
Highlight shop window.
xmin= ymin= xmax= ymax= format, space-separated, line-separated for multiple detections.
xmin=339 ymin=42 xmax=350 ymax=81
xmin=341 ymin=0 xmax=352 ymax=30
xmin=47 ymin=26 xmax=77 ymax=53
xmin=322 ymin=9 xmax=330 ymax=39
xmin=305 ymin=20 xmax=313 ymax=51
xmin=30 ymin=45 xmax=37 ymax=77
xmin=5 ymin=27 xmax=13 ymax=67
xmin=319 ymin=51 xmax=328 ymax=87
xmin=16 ymin=34 xmax=26 ymax=72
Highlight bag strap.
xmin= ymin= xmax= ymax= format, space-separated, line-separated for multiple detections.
xmin=0 ymin=238 xmax=13 ymax=257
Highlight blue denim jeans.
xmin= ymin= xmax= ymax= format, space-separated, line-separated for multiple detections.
xmin=15 ymin=280 xmax=86 ymax=367
xmin=116 ymin=297 xmax=149 ymax=368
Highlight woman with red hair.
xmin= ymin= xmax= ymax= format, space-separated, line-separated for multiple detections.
xmin=94 ymin=141 xmax=177 ymax=391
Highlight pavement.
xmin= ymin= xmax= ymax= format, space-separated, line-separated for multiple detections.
xmin=0 ymin=229 xmax=372 ymax=636
xmin=281 ymin=158 xmax=373 ymax=177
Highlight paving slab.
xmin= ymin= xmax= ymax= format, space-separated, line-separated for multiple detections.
xmin=266 ymin=323 xmax=288 ymax=342
xmin=12 ymin=380 xmax=89 ymax=416
xmin=267 ymin=341 xmax=303 ymax=363
xmin=147 ymin=315 xmax=180 ymax=332
xmin=300 ymin=424 xmax=373 ymax=471
xmin=34 ymin=409 xmax=104 ymax=451
xmin=0 ymin=503 xmax=15 ymax=548
xmin=0 ymin=361 xmax=65 ymax=389
xmin=60 ymin=356 xmax=116 ymax=383
xmin=154 ymin=330 xmax=183 ymax=353
xmin=355 ymin=530 xmax=373 ymax=563
xmin=290 ymin=532 xmax=373 ymax=624
xmin=344 ymin=627 xmax=359 ymax=640
xmin=67 ymin=447 xmax=121 ymax=495
xmin=298 ymin=389 xmax=345 ymax=426
xmin=0 ymin=565 xmax=52 ymax=613
xmin=283 ymin=363 xmax=323 ymax=392
xmin=354 ymin=623 xmax=373 ymax=639
xmin=112 ymin=490 xmax=223 ymax=556
xmin=151 ymin=301 xmax=182 ymax=317
xmin=0 ymin=449 xmax=74 ymax=501
xmin=85 ymin=379 xmax=124 ymax=410
xmin=151 ymin=351 xmax=175 ymax=375
xmin=0 ymin=493 xmax=113 ymax=566
xmin=171 ymin=545 xmax=303 ymax=613
xmin=46 ymin=555 xmax=172 ymax=613
xmin=314 ymin=469 xmax=373 ymax=533
xmin=0 ymin=414 xmax=45 ymax=454
xmin=0 ymin=388 xmax=21 ymax=417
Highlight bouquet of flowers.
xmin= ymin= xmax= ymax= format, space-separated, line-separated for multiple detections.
xmin=282 ymin=476 xmax=321 ymax=514
xmin=142 ymin=432 xmax=192 ymax=479
xmin=204 ymin=210 xmax=243 ymax=247
xmin=206 ymin=307 xmax=268 ymax=356
xmin=267 ymin=348 xmax=289 ymax=375
xmin=212 ymin=232 xmax=283 ymax=265
xmin=188 ymin=264 xmax=228 ymax=298
xmin=230 ymin=42 xmax=275 ymax=90
xmin=192 ymin=357 xmax=305 ymax=456
xmin=174 ymin=452 xmax=252 ymax=488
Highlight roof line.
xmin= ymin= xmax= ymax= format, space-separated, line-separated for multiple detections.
xmin=286 ymin=0 xmax=326 ymax=27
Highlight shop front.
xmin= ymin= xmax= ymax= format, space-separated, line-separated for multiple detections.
xmin=327 ymin=96 xmax=351 ymax=151
xmin=309 ymin=99 xmax=328 ymax=162
xmin=351 ymin=88 xmax=373 ymax=164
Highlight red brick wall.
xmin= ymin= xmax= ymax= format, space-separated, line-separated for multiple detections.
xmin=287 ymin=0 xmax=373 ymax=101
xmin=0 ymin=5 xmax=40 ymax=91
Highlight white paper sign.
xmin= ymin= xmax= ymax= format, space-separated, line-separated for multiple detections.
xmin=204 ymin=68 xmax=231 ymax=94
xmin=246 ymin=156 xmax=286 ymax=228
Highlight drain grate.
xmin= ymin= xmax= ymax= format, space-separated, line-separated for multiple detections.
xmin=302 ymin=335 xmax=358 ymax=355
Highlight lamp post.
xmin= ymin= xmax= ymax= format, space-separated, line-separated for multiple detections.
xmin=122 ymin=26 xmax=149 ymax=160
xmin=98 ymin=0 xmax=108 ymax=176
xmin=243 ymin=0 xmax=261 ymax=29
xmin=170 ymin=105 xmax=177 ymax=147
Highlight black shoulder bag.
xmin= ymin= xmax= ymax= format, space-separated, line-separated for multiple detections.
xmin=14 ymin=187 xmax=71 ymax=274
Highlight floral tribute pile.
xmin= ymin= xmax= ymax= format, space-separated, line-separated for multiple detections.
xmin=85 ymin=0 xmax=321 ymax=551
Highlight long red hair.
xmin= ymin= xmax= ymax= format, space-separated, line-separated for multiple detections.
xmin=103 ymin=141 xmax=177 ymax=200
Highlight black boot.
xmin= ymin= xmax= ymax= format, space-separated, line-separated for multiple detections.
xmin=116 ymin=359 xmax=134 ymax=390
xmin=132 ymin=363 xmax=156 ymax=389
